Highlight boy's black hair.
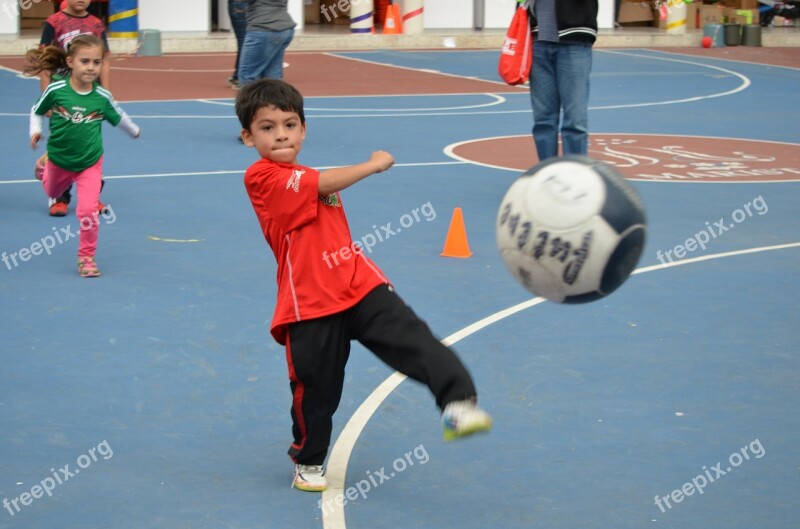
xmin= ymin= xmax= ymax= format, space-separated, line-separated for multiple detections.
xmin=235 ymin=79 xmax=305 ymax=130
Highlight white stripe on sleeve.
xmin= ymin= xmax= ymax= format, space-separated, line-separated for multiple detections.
xmin=30 ymin=109 xmax=44 ymax=138
xmin=117 ymin=111 xmax=140 ymax=138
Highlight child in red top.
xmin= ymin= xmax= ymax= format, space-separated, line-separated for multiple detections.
xmin=236 ymin=79 xmax=492 ymax=493
xmin=35 ymin=0 xmax=112 ymax=217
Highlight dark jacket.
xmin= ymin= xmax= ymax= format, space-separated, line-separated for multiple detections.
xmin=528 ymin=0 xmax=599 ymax=44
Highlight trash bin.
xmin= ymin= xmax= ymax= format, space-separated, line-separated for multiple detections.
xmin=740 ymin=24 xmax=762 ymax=47
xmin=724 ymin=23 xmax=741 ymax=46
xmin=138 ymin=29 xmax=162 ymax=56
xmin=703 ymin=24 xmax=725 ymax=47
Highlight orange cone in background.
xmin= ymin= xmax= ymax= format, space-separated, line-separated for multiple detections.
xmin=383 ymin=1 xmax=403 ymax=34
xmin=440 ymin=207 xmax=472 ymax=258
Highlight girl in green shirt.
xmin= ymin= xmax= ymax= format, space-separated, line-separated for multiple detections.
xmin=26 ymin=35 xmax=140 ymax=277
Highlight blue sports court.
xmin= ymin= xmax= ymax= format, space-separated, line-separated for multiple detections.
xmin=0 ymin=47 xmax=798 ymax=529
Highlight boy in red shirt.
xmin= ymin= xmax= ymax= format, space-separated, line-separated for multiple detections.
xmin=236 ymin=79 xmax=492 ymax=492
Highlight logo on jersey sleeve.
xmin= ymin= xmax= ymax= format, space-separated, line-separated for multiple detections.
xmin=320 ymin=193 xmax=341 ymax=207
xmin=286 ymin=169 xmax=304 ymax=192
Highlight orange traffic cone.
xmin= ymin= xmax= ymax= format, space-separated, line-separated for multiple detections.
xmin=383 ymin=1 xmax=403 ymax=34
xmin=440 ymin=207 xmax=472 ymax=258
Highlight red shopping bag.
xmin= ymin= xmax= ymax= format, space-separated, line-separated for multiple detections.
xmin=498 ymin=5 xmax=532 ymax=86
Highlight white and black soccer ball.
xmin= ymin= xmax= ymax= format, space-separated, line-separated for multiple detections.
xmin=496 ymin=155 xmax=647 ymax=303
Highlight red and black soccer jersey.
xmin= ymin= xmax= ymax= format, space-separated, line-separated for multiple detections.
xmin=244 ymin=158 xmax=390 ymax=345
xmin=40 ymin=10 xmax=110 ymax=52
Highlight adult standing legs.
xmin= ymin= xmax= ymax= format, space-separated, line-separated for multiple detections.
xmin=238 ymin=30 xmax=265 ymax=85
xmin=238 ymin=29 xmax=295 ymax=84
xmin=530 ymin=41 xmax=560 ymax=161
xmin=556 ymin=42 xmax=592 ymax=156
xmin=228 ymin=0 xmax=248 ymax=87
xmin=263 ymin=28 xmax=294 ymax=80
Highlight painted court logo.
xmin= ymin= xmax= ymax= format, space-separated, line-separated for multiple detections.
xmin=449 ymin=134 xmax=800 ymax=183
xmin=588 ymin=135 xmax=800 ymax=182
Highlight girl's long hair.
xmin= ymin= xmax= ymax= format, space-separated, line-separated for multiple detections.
xmin=24 ymin=34 xmax=105 ymax=78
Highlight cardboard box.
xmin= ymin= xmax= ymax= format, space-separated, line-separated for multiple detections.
xmin=21 ymin=18 xmax=47 ymax=30
xmin=24 ymin=1 xmax=55 ymax=18
xmin=721 ymin=0 xmax=759 ymax=9
xmin=20 ymin=0 xmax=54 ymax=29
xmin=724 ymin=7 xmax=759 ymax=25
xmin=619 ymin=1 xmax=654 ymax=23
xmin=698 ymin=4 xmax=726 ymax=26
xmin=305 ymin=0 xmax=321 ymax=24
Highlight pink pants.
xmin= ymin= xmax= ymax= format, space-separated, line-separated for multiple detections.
xmin=42 ymin=156 xmax=103 ymax=258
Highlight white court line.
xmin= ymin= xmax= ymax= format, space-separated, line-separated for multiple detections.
xmin=111 ymin=67 xmax=232 ymax=72
xmin=322 ymin=241 xmax=800 ymax=529
xmin=326 ymin=50 xmax=751 ymax=110
xmin=632 ymin=48 xmax=800 ymax=72
xmin=0 ymin=161 xmax=466 ymax=185
xmin=325 ymin=51 xmax=515 ymax=89
xmin=0 ymin=64 xmax=37 ymax=80
xmin=304 ymin=93 xmax=506 ymax=112
xmin=197 ymin=99 xmax=234 ymax=107
xmin=593 ymin=50 xmax=750 ymax=109
xmin=111 ymin=51 xmax=326 ymax=58
xmin=193 ymin=93 xmax=507 ymax=112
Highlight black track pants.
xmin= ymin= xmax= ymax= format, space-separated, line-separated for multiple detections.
xmin=285 ymin=285 xmax=477 ymax=465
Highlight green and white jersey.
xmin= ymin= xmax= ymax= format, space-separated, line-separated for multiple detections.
xmin=31 ymin=78 xmax=136 ymax=172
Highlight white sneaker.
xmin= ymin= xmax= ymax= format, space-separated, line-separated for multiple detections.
xmin=292 ymin=464 xmax=327 ymax=492
xmin=441 ymin=399 xmax=493 ymax=441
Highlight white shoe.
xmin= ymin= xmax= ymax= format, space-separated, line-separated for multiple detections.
xmin=292 ymin=464 xmax=327 ymax=492
xmin=441 ymin=399 xmax=493 ymax=441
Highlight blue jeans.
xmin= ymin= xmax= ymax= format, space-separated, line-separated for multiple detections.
xmin=529 ymin=40 xmax=593 ymax=161
xmin=229 ymin=0 xmax=248 ymax=80
xmin=238 ymin=28 xmax=295 ymax=84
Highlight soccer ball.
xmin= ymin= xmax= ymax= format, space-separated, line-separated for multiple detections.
xmin=496 ymin=155 xmax=647 ymax=303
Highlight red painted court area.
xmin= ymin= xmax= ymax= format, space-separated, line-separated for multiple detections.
xmin=2 ymin=46 xmax=795 ymax=103
xmin=1 ymin=51 xmax=521 ymax=101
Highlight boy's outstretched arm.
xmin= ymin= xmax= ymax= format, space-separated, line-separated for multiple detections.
xmin=318 ymin=151 xmax=394 ymax=195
